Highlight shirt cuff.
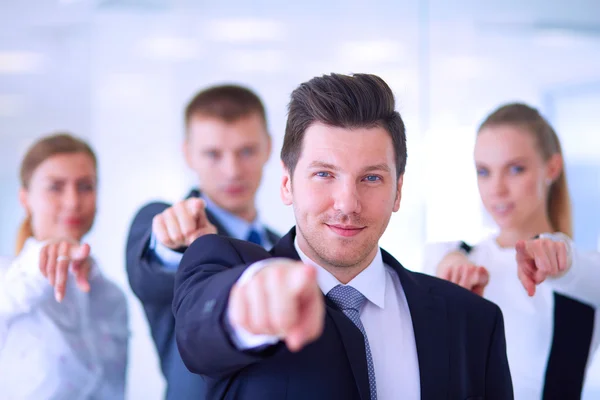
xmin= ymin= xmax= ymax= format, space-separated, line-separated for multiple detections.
xmin=226 ymin=259 xmax=281 ymax=350
xmin=148 ymin=233 xmax=184 ymax=270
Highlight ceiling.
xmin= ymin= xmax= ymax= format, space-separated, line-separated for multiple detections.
xmin=1 ymin=0 xmax=599 ymax=155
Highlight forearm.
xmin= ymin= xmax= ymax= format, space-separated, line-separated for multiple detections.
xmin=126 ymin=235 xmax=177 ymax=305
xmin=126 ymin=202 xmax=182 ymax=305
xmin=174 ymin=263 xmax=257 ymax=376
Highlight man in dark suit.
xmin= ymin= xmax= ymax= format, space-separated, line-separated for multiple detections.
xmin=173 ymin=73 xmax=514 ymax=399
xmin=126 ymin=85 xmax=280 ymax=400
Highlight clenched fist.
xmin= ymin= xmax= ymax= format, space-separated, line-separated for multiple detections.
xmin=152 ymin=198 xmax=217 ymax=249
xmin=228 ymin=259 xmax=325 ymax=352
xmin=439 ymin=263 xmax=490 ymax=296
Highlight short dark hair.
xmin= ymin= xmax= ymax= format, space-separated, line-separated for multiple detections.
xmin=184 ymin=84 xmax=268 ymax=129
xmin=281 ymin=73 xmax=407 ymax=178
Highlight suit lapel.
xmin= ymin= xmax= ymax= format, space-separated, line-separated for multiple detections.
xmin=271 ymin=228 xmax=371 ymax=400
xmin=265 ymin=228 xmax=281 ymax=246
xmin=382 ymin=250 xmax=450 ymax=400
xmin=268 ymin=229 xmax=299 ymax=259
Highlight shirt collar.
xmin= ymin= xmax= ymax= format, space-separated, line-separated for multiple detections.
xmin=293 ymin=237 xmax=386 ymax=309
xmin=201 ymin=194 xmax=265 ymax=242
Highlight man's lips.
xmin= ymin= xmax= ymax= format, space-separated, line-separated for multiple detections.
xmin=326 ymin=224 xmax=365 ymax=237
xmin=223 ymin=185 xmax=247 ymax=195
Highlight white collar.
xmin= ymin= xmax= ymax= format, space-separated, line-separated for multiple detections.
xmin=294 ymin=237 xmax=386 ymax=309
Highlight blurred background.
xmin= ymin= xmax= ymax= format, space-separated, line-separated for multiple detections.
xmin=0 ymin=0 xmax=599 ymax=398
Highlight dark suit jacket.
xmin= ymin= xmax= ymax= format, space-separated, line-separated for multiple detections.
xmin=173 ymin=227 xmax=514 ymax=400
xmin=125 ymin=189 xmax=280 ymax=400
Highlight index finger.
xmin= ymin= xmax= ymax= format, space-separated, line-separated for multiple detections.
xmin=285 ymin=266 xmax=322 ymax=352
xmin=517 ymin=264 xmax=536 ymax=297
xmin=515 ymin=240 xmax=534 ymax=263
xmin=173 ymin=202 xmax=195 ymax=235
xmin=265 ymin=265 xmax=303 ymax=336
xmin=39 ymin=244 xmax=49 ymax=277
xmin=185 ymin=198 xmax=206 ymax=218
xmin=556 ymin=240 xmax=568 ymax=272
xmin=516 ymin=241 xmax=537 ymax=274
xmin=46 ymin=243 xmax=59 ymax=287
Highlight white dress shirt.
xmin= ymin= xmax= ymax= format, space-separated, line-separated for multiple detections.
xmin=0 ymin=238 xmax=129 ymax=400
xmin=231 ymin=239 xmax=421 ymax=400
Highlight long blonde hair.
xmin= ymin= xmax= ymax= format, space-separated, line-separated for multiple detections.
xmin=16 ymin=133 xmax=97 ymax=255
xmin=478 ymin=103 xmax=572 ymax=237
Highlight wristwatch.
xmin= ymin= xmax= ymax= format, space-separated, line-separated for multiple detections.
xmin=457 ymin=241 xmax=474 ymax=255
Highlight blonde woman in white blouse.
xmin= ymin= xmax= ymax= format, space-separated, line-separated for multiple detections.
xmin=0 ymin=133 xmax=129 ymax=400
xmin=423 ymin=103 xmax=600 ymax=400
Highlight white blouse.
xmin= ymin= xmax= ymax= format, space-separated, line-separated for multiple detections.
xmin=423 ymin=236 xmax=600 ymax=400
xmin=0 ymin=238 xmax=129 ymax=400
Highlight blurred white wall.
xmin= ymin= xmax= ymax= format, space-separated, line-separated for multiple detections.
xmin=1 ymin=1 xmax=600 ymax=398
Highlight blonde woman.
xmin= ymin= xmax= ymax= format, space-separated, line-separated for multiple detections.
xmin=424 ymin=103 xmax=600 ymax=399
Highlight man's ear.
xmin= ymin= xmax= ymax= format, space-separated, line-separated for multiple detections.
xmin=280 ymin=161 xmax=293 ymax=206
xmin=393 ymin=174 xmax=404 ymax=212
